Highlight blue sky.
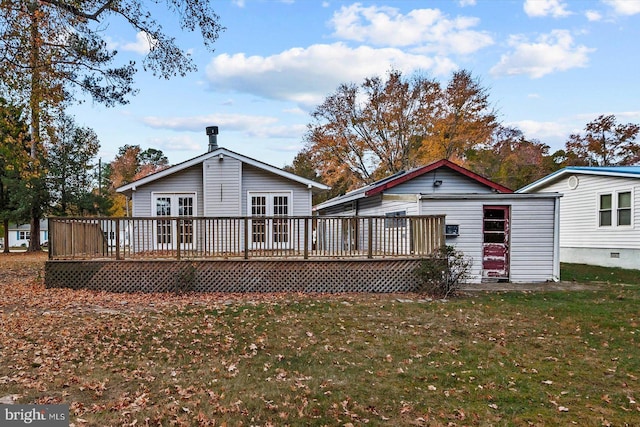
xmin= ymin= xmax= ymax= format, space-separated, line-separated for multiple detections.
xmin=69 ymin=0 xmax=640 ymax=169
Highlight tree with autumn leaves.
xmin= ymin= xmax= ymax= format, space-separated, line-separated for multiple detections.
xmin=299 ymin=69 xmax=640 ymax=195
xmin=564 ymin=114 xmax=640 ymax=166
xmin=304 ymin=69 xmax=498 ymax=193
xmin=107 ymin=145 xmax=169 ymax=216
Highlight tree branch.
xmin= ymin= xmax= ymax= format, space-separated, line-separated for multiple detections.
xmin=39 ymin=0 xmax=115 ymax=22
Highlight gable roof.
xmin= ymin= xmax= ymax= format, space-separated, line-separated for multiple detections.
xmin=116 ymin=147 xmax=330 ymax=194
xmin=314 ymin=159 xmax=513 ymax=211
xmin=517 ymin=166 xmax=640 ymax=193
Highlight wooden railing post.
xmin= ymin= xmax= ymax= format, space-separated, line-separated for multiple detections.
xmin=48 ymin=218 xmax=53 ymax=259
xmin=367 ymin=217 xmax=373 ymax=259
xmin=115 ymin=220 xmax=121 ymax=260
xmin=176 ymin=218 xmax=181 ymax=260
xmin=304 ymin=217 xmax=309 ymax=259
xmin=244 ymin=217 xmax=249 ymax=260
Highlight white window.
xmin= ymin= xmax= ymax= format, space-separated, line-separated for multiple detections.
xmin=617 ymin=191 xmax=632 ymax=226
xmin=599 ymin=190 xmax=633 ymax=228
xmin=599 ymin=194 xmax=612 ymax=227
xmin=18 ymin=231 xmax=30 ymax=240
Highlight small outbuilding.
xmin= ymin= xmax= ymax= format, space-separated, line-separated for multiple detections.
xmin=314 ymin=159 xmax=562 ymax=283
xmin=517 ymin=165 xmax=640 ymax=270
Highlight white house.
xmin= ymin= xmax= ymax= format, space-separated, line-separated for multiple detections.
xmin=315 ymin=159 xmax=562 ymax=284
xmin=7 ymin=219 xmax=49 ymax=248
xmin=517 ymin=166 xmax=640 ymax=270
xmin=116 ymin=127 xmax=329 ymax=252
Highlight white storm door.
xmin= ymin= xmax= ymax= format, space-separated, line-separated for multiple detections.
xmin=249 ymin=193 xmax=290 ymax=249
xmin=154 ymin=194 xmax=196 ymax=250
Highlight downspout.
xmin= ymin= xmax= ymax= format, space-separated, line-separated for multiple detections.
xmin=552 ymin=196 xmax=560 ymax=282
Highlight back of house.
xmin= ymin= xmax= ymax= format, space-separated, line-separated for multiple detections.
xmin=518 ymin=166 xmax=640 ymax=270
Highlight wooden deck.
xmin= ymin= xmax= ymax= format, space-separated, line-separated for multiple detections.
xmin=45 ymin=215 xmax=445 ymax=293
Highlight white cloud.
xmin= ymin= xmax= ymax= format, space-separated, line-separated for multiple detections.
xmin=603 ymin=0 xmax=640 ymax=15
xmin=205 ymin=43 xmax=457 ymax=109
xmin=508 ymin=119 xmax=577 ymax=149
xmin=141 ymin=113 xmax=278 ymax=132
xmin=458 ymin=0 xmax=477 ymax=6
xmin=523 ymin=0 xmax=572 ymax=18
xmin=585 ymin=10 xmax=602 ymax=21
xmin=490 ymin=30 xmax=594 ymax=78
xmin=121 ymin=31 xmax=156 ymax=55
xmin=245 ymin=123 xmax=307 ymax=139
xmin=145 ymin=135 xmax=202 ymax=152
xmin=511 ymin=119 xmax=569 ymax=140
xmin=509 ymin=110 xmax=640 ymax=149
xmin=329 ymin=4 xmax=493 ymax=55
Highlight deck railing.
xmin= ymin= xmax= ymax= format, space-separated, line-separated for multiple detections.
xmin=48 ymin=215 xmax=445 ymax=261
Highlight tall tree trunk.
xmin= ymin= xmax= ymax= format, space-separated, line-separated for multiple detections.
xmin=3 ymin=219 xmax=9 ymax=254
xmin=27 ymin=0 xmax=42 ymax=252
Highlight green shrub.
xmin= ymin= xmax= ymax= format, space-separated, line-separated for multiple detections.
xmin=414 ymin=245 xmax=472 ymax=297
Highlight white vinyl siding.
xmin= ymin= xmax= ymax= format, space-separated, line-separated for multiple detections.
xmin=509 ymin=199 xmax=556 ymax=283
xmin=131 ymin=166 xmax=203 ymax=217
xmin=242 ymin=164 xmax=312 ymax=216
xmin=419 ymin=196 xmax=557 ymax=283
xmin=203 ymin=156 xmax=242 ymax=216
xmin=386 ymin=168 xmax=495 ymax=195
xmin=536 ymin=174 xmax=640 ymax=250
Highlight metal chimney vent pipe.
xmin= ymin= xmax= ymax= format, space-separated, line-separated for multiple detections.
xmin=206 ymin=126 xmax=219 ymax=151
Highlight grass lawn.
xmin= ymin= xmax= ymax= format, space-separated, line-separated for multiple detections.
xmin=0 ymin=254 xmax=639 ymax=426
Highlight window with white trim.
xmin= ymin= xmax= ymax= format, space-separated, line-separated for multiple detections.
xmin=18 ymin=231 xmax=30 ymax=240
xmin=599 ymin=194 xmax=612 ymax=226
xmin=617 ymin=191 xmax=632 ymax=226
xmin=599 ymin=190 xmax=633 ymax=227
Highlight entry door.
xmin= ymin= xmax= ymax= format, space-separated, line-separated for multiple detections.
xmin=249 ymin=193 xmax=290 ymax=249
xmin=154 ymin=194 xmax=195 ymax=250
xmin=482 ymin=206 xmax=510 ymax=280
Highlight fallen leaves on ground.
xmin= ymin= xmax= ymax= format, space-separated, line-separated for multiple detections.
xmin=1 ymin=253 xmax=639 ymax=426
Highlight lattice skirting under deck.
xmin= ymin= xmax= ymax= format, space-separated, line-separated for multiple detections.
xmin=44 ymin=259 xmax=424 ymax=293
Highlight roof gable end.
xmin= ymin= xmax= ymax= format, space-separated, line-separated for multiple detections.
xmin=116 ymin=148 xmax=330 ymax=193
xmin=364 ymin=159 xmax=512 ymax=197
xmin=517 ymin=166 xmax=640 ymax=193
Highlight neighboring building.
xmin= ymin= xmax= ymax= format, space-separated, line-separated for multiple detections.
xmin=518 ymin=166 xmax=640 ymax=270
xmin=314 ymin=159 xmax=562 ymax=284
xmin=116 ymin=127 xmax=329 ymax=252
xmin=7 ymin=219 xmax=48 ymax=248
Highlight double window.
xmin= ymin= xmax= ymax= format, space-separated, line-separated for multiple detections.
xmin=599 ymin=191 xmax=632 ymax=227
xmin=18 ymin=231 xmax=30 ymax=240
